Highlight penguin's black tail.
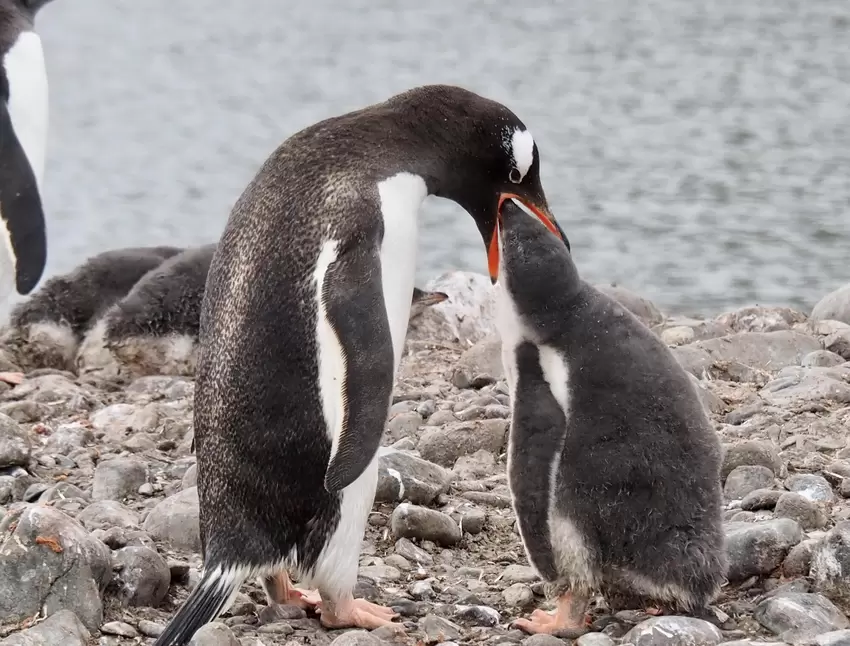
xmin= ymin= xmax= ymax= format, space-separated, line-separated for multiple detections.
xmin=153 ymin=564 xmax=247 ymax=646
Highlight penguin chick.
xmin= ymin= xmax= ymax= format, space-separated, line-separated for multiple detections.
xmin=3 ymin=246 xmax=183 ymax=373
xmin=494 ymin=199 xmax=726 ymax=635
xmin=76 ymin=244 xmax=215 ymax=379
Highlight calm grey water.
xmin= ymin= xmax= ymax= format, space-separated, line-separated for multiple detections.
xmin=30 ymin=0 xmax=850 ymax=317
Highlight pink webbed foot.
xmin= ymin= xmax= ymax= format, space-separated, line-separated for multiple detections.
xmin=263 ymin=572 xmax=321 ymax=610
xmin=0 ymin=372 xmax=23 ymax=386
xmin=319 ymin=597 xmax=401 ymax=631
xmin=513 ymin=591 xmax=591 ymax=636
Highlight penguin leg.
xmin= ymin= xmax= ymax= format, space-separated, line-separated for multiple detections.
xmin=0 ymin=372 xmax=23 ymax=385
xmin=262 ymin=572 xmax=321 ymax=610
xmin=513 ymin=591 xmax=591 ymax=636
xmin=317 ymin=596 xmax=399 ymax=631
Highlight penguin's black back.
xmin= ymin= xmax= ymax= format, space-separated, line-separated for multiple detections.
xmin=501 ymin=209 xmax=725 ymax=608
xmin=9 ymin=246 xmax=183 ymax=335
xmin=104 ymin=244 xmax=215 ymax=342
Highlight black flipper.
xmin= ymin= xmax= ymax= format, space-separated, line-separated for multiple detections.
xmin=508 ymin=341 xmax=568 ymax=583
xmin=152 ymin=566 xmax=245 ymax=646
xmin=0 ymin=100 xmax=46 ymax=295
xmin=321 ymin=243 xmax=395 ymax=493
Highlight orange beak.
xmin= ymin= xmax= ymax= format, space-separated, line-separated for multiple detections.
xmin=487 ymin=193 xmax=564 ymax=282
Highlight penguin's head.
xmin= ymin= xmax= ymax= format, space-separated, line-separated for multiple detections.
xmin=497 ymin=197 xmax=578 ymax=297
xmin=404 ymin=85 xmax=569 ymax=284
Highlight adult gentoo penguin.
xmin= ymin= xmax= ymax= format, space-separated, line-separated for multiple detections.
xmin=153 ymin=84 xmax=568 ymax=645
xmin=0 ymin=0 xmax=53 ymax=304
xmin=494 ymin=199 xmax=726 ymax=635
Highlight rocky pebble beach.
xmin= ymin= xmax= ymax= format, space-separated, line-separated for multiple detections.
xmin=1 ymin=275 xmax=850 ymax=646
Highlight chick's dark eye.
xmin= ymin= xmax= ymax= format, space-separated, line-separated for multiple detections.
xmin=509 ymin=168 xmax=522 ymax=184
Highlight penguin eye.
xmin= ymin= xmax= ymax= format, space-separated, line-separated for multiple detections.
xmin=509 ymin=168 xmax=522 ymax=184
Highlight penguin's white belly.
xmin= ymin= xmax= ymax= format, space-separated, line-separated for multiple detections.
xmin=376 ymin=172 xmax=427 ymax=370
xmin=5 ymin=30 xmax=48 ymax=189
xmin=305 ymin=172 xmax=427 ymax=597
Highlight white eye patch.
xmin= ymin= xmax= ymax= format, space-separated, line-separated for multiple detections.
xmin=510 ymin=128 xmax=535 ymax=182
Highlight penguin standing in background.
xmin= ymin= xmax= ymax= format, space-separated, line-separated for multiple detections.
xmin=493 ymin=199 xmax=726 ymax=635
xmin=153 ymin=84 xmax=568 ymax=646
xmin=0 ymin=0 xmax=54 ymax=306
xmin=3 ymin=246 xmax=182 ymax=374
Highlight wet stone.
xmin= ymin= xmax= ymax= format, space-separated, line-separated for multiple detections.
xmin=724 ymin=465 xmax=776 ymax=500
xmin=754 ymin=592 xmax=849 ymax=642
xmin=786 ymin=474 xmax=835 ymax=503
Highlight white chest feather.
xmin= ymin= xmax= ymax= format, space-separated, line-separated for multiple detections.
xmin=376 ymin=172 xmax=427 ymax=370
xmin=5 ymin=30 xmax=48 ymax=190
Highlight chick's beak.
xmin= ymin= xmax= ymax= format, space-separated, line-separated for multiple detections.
xmin=487 ymin=193 xmax=566 ymax=283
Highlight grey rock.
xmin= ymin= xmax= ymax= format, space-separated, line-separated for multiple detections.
xmin=101 ymin=621 xmax=138 ymax=637
xmin=503 ymin=582 xmax=534 ymax=608
xmin=575 ymin=633 xmax=614 ymax=646
xmin=181 ymin=464 xmax=198 ymax=489
xmin=811 ymin=521 xmax=850 ymax=612
xmin=77 ymin=500 xmax=140 ymax=530
xmin=0 ymin=414 xmax=30 ymax=468
xmin=188 ymin=621 xmax=240 ymax=645
xmin=427 ymin=410 xmax=457 ymax=426
xmin=359 ymin=564 xmax=401 ymax=582
xmin=391 ymin=504 xmax=461 ymax=546
xmin=786 ymin=474 xmax=835 ymax=503
xmin=0 ymin=505 xmax=111 ymax=631
xmin=724 ymin=465 xmax=775 ymax=500
xmin=460 ymin=508 xmax=486 ymax=534
xmin=725 ymin=519 xmax=803 ymax=581
xmin=385 ymin=411 xmax=423 ymax=443
xmin=452 ymin=336 xmax=504 ymax=388
xmin=784 ymin=539 xmax=817 ymax=578
xmin=774 ymin=492 xmax=828 ymax=530
xmin=394 ymin=537 xmax=433 ymax=565
xmin=89 ymin=404 xmax=136 ymax=440
xmin=329 ymin=630 xmax=387 ymax=646
xmin=812 ymin=285 xmax=850 ymax=325
xmin=816 ymin=630 xmax=850 ymax=646
xmin=761 ymin=367 xmax=850 ymax=406
xmin=453 ymin=449 xmax=497 ymax=480
xmin=595 ymin=284 xmax=664 ymax=326
xmin=741 ymin=488 xmax=783 ymax=511
xmin=42 ymin=423 xmax=93 ymax=455
xmin=754 ymin=592 xmax=849 ymax=642
xmin=142 ymin=486 xmax=201 ymax=552
xmin=672 ymin=331 xmax=821 ymax=377
xmin=455 ymin=604 xmax=500 ymax=627
xmin=502 ymin=564 xmax=539 ymax=584
xmin=421 ymin=614 xmax=463 ymax=642
xmin=803 ymin=350 xmax=847 ymax=368
xmin=576 ymin=634 xmax=616 ymax=646
xmin=418 ymin=420 xmax=508 ymax=467
xmin=523 ymin=636 xmax=567 ymax=646
xmin=715 ymin=306 xmax=806 ymax=334
xmin=721 ymin=441 xmax=782 ymax=480
xmin=111 ymin=546 xmax=171 ymax=607
xmin=375 ymin=449 xmax=452 ymax=505
xmin=92 ymin=457 xmax=147 ymax=501
xmin=0 ymin=609 xmax=90 ymax=645
xmin=622 ymin=616 xmax=723 ymax=646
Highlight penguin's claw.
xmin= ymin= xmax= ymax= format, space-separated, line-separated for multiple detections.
xmin=512 ymin=592 xmax=591 ymax=637
xmin=0 ymin=372 xmax=23 ymax=386
xmin=286 ymin=587 xmax=322 ymax=609
xmin=645 ymin=606 xmax=665 ymax=616
xmin=319 ymin=598 xmax=401 ymax=630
